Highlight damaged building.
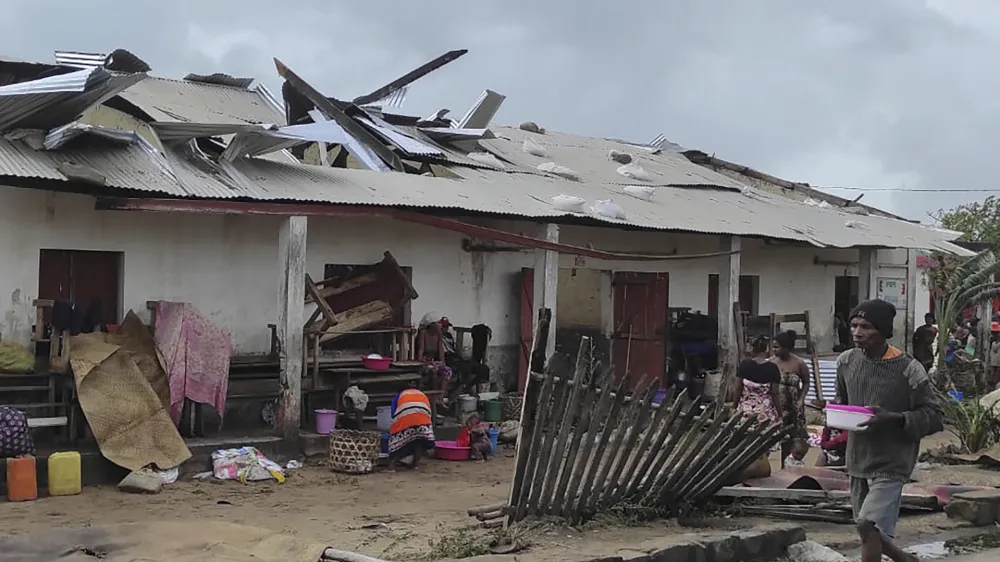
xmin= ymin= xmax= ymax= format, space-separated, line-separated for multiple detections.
xmin=0 ymin=48 xmax=969 ymax=436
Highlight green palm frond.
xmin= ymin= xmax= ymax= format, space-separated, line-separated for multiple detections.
xmin=955 ymin=254 xmax=1000 ymax=296
xmin=957 ymin=284 xmax=1000 ymax=309
xmin=932 ymin=249 xmax=1000 ymax=371
xmin=955 ymin=250 xmax=995 ymax=282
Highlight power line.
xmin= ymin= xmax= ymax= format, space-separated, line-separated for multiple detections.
xmin=821 ymin=187 xmax=1000 ymax=193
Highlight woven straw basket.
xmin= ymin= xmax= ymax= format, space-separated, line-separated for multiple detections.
xmin=328 ymin=429 xmax=380 ymax=474
xmin=503 ymin=393 xmax=523 ymax=421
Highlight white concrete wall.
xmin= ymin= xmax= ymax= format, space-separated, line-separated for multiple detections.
xmin=555 ymin=227 xmax=913 ymax=352
xmin=0 ymin=185 xmax=918 ymax=373
xmin=0 ymin=186 xmax=527 ymax=358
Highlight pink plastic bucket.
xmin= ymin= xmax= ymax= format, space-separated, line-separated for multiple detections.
xmin=315 ymin=409 xmax=338 ymax=434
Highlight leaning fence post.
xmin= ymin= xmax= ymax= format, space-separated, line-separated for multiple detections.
xmin=505 ymin=308 xmax=550 ymax=525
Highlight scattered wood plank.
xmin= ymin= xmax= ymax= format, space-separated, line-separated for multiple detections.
xmin=740 ymin=504 xmax=853 ymax=524
xmin=715 ymin=486 xmax=939 ymax=510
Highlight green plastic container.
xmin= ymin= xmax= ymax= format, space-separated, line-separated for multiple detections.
xmin=484 ymin=399 xmax=503 ymax=422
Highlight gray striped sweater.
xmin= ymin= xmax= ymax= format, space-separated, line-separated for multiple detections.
xmin=834 ymin=348 xmax=943 ymax=481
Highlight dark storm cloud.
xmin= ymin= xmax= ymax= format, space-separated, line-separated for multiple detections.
xmin=1 ymin=1 xmax=993 ymax=219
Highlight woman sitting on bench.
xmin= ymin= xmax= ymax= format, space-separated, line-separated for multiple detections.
xmin=417 ymin=315 xmax=452 ymax=408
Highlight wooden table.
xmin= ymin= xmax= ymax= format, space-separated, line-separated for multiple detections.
xmin=303 ymin=364 xmax=425 ymax=428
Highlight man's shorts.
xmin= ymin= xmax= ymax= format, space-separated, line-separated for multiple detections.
xmin=851 ymin=477 xmax=905 ymax=538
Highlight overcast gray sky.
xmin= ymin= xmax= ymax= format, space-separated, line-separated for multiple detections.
xmin=3 ymin=1 xmax=996 ymax=221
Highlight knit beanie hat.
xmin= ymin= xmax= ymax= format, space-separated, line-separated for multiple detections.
xmin=850 ymin=299 xmax=896 ymax=339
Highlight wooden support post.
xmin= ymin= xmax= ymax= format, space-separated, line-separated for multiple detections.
xmin=533 ymin=224 xmax=559 ymax=360
xmin=858 ymin=248 xmax=878 ymax=301
xmin=717 ymin=236 xmax=741 ymax=378
xmin=276 ymin=215 xmax=308 ymax=440
xmin=979 ymin=301 xmax=991 ymax=363
xmin=905 ymin=249 xmax=918 ymax=355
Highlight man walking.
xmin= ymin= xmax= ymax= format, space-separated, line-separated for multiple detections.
xmin=836 ymin=299 xmax=943 ymax=562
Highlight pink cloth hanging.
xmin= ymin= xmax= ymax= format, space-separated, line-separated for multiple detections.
xmin=153 ymin=301 xmax=231 ymax=425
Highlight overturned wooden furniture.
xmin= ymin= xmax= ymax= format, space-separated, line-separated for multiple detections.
xmin=769 ymin=311 xmax=823 ymax=400
xmin=304 ymin=251 xmax=418 ymax=346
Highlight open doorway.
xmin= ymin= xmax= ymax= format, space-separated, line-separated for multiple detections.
xmin=707 ymin=274 xmax=761 ymax=317
xmin=834 ymin=276 xmax=859 ymax=323
xmin=833 ymin=276 xmax=859 ymax=351
xmin=38 ymin=249 xmax=122 ymax=325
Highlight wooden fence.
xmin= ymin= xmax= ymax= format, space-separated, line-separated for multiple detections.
xmin=472 ymin=309 xmax=785 ymax=527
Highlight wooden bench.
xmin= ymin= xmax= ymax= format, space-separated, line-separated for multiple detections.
xmin=1 ymin=371 xmax=73 ymax=442
xmin=27 ymin=416 xmax=69 ymax=428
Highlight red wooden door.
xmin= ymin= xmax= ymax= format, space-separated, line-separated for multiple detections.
xmin=612 ymin=272 xmax=668 ymax=389
xmin=39 ymin=249 xmax=120 ymax=324
xmin=518 ymin=268 xmax=534 ymax=392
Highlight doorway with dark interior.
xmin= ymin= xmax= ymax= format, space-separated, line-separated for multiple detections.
xmin=37 ymin=249 xmax=122 ymax=329
xmin=833 ymin=275 xmax=859 ymax=352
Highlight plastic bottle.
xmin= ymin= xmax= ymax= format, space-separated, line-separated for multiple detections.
xmin=48 ymin=451 xmax=82 ymax=496
xmin=7 ymin=455 xmax=38 ymax=502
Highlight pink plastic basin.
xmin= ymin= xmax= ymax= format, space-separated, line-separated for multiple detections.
xmin=435 ymin=441 xmax=470 ymax=461
xmin=824 ymin=404 xmax=874 ymax=432
xmin=362 ymin=356 xmax=392 ymax=370
xmin=825 ymin=404 xmax=874 ymax=415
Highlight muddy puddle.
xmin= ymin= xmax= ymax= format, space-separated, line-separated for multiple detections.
xmin=903 ymin=532 xmax=1000 ymax=559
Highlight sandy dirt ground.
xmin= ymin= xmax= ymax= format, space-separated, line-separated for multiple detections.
xmin=0 ymin=451 xmax=708 ymax=562
xmin=2 ymin=431 xmax=997 ymax=561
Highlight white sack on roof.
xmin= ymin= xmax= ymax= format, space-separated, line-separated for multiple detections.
xmin=551 ymin=194 xmax=586 ymax=213
xmin=592 ymin=199 xmax=626 ymax=220
xmin=617 ymin=162 xmax=652 ymax=182
xmin=623 ymin=185 xmax=656 ymax=201
xmin=522 ymin=137 xmax=548 ymax=157
xmin=804 ymin=197 xmax=833 ymax=209
xmin=537 ymin=161 xmax=579 ymax=180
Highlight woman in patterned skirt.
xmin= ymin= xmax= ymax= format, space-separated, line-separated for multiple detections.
xmin=733 ymin=336 xmax=781 ymax=425
xmin=386 ymin=388 xmax=436 ymax=472
xmin=771 ymin=330 xmax=812 ymax=466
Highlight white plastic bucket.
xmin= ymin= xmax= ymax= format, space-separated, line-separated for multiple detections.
xmin=376 ymin=406 xmax=392 ymax=432
xmin=458 ymin=394 xmax=478 ymax=415
xmin=824 ymin=404 xmax=874 ymax=432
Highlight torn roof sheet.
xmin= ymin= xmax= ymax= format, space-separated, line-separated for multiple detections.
xmin=480 ymin=127 xmax=747 ymax=189
xmin=0 ymin=67 xmax=146 ymax=131
xmin=0 ymin=131 xmax=968 ymax=254
xmin=117 ymin=77 xmax=285 ymax=126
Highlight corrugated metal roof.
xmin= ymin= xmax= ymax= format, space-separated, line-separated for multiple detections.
xmin=480 ymin=127 xmax=748 ymax=189
xmin=53 ymin=51 xmax=106 ymax=69
xmin=0 ymin=126 xmax=969 ymax=253
xmin=0 ymin=136 xmax=184 ymax=194
xmin=0 ymin=68 xmax=146 ymax=131
xmin=118 ymin=77 xmax=285 ymax=126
